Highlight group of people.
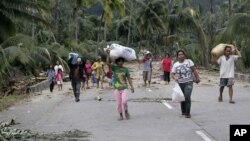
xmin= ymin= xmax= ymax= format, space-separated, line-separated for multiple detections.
xmin=46 ymin=45 xmax=242 ymax=120
xmin=47 ymin=61 xmax=64 ymax=93
xmin=47 ymin=57 xmax=114 ymax=102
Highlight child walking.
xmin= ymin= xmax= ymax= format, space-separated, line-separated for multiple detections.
xmin=106 ymin=49 xmax=134 ymax=120
xmin=55 ymin=68 xmax=63 ymax=91
xmin=106 ymin=70 xmax=113 ymax=88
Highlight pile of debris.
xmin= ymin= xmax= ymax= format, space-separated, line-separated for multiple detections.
xmin=0 ymin=119 xmax=90 ymax=141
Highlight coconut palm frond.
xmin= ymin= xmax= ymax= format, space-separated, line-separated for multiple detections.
xmin=3 ymin=46 xmax=29 ymax=64
xmin=1 ymin=34 xmax=35 ymax=49
xmin=0 ymin=0 xmax=50 ymax=24
xmin=221 ymin=14 xmax=250 ymax=42
xmin=36 ymin=47 xmax=51 ymax=61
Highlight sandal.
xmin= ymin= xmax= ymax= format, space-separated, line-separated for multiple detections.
xmin=229 ymin=101 xmax=235 ymax=104
xmin=218 ymin=96 xmax=223 ymax=102
xmin=125 ymin=112 xmax=130 ymax=120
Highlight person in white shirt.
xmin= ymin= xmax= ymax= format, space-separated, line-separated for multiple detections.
xmin=54 ymin=60 xmax=64 ymax=75
xmin=217 ymin=46 xmax=242 ymax=104
xmin=171 ymin=50 xmax=200 ymax=118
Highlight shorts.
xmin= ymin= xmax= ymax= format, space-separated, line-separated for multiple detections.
xmin=57 ymin=80 xmax=63 ymax=85
xmin=143 ymin=71 xmax=152 ymax=81
xmin=219 ymin=78 xmax=234 ymax=87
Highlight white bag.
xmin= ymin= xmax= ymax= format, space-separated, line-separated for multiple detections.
xmin=172 ymin=83 xmax=185 ymax=102
xmin=211 ymin=43 xmax=235 ymax=63
xmin=104 ymin=43 xmax=137 ymax=61
xmin=68 ymin=52 xmax=79 ymax=65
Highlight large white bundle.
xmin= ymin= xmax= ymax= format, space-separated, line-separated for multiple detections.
xmin=104 ymin=43 xmax=137 ymax=61
xmin=211 ymin=43 xmax=235 ymax=63
xmin=68 ymin=52 xmax=79 ymax=65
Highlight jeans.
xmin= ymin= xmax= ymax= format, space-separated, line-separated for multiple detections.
xmin=71 ymin=78 xmax=81 ymax=100
xmin=49 ymin=81 xmax=54 ymax=92
xmin=179 ymin=82 xmax=193 ymax=115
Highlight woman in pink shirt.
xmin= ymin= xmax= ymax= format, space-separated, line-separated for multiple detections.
xmin=55 ymin=68 xmax=63 ymax=91
xmin=85 ymin=60 xmax=92 ymax=89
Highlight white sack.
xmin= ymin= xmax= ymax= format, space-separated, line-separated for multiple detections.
xmin=104 ymin=43 xmax=137 ymax=61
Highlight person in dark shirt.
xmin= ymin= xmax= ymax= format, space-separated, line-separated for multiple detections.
xmin=69 ymin=57 xmax=85 ymax=102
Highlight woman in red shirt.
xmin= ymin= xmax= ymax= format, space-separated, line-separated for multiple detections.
xmin=162 ymin=53 xmax=173 ymax=84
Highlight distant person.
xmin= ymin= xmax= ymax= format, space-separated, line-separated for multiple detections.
xmin=106 ymin=69 xmax=113 ymax=88
xmin=106 ymin=49 xmax=134 ymax=120
xmin=54 ymin=60 xmax=64 ymax=75
xmin=217 ymin=46 xmax=242 ymax=104
xmin=171 ymin=50 xmax=200 ymax=118
xmin=55 ymin=68 xmax=63 ymax=91
xmin=92 ymin=56 xmax=105 ymax=89
xmin=140 ymin=51 xmax=152 ymax=87
xmin=46 ymin=64 xmax=55 ymax=92
xmin=69 ymin=58 xmax=85 ymax=102
xmin=162 ymin=53 xmax=173 ymax=84
xmin=85 ymin=60 xmax=92 ymax=89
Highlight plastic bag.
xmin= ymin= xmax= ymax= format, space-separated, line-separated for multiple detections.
xmin=104 ymin=43 xmax=137 ymax=61
xmin=172 ymin=83 xmax=185 ymax=102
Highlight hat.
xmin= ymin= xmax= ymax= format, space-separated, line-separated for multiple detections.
xmin=145 ymin=51 xmax=151 ymax=55
xmin=77 ymin=58 xmax=81 ymax=62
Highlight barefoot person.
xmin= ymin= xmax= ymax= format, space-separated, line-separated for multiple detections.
xmin=92 ymin=56 xmax=105 ymax=89
xmin=69 ymin=57 xmax=85 ymax=102
xmin=171 ymin=50 xmax=200 ymax=118
xmin=85 ymin=60 xmax=92 ymax=89
xmin=140 ymin=51 xmax=152 ymax=87
xmin=217 ymin=46 xmax=242 ymax=104
xmin=106 ymin=49 xmax=134 ymax=120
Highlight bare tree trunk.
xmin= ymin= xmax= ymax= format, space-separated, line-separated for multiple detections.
xmin=127 ymin=17 xmax=131 ymax=46
xmin=104 ymin=22 xmax=107 ymax=47
xmin=32 ymin=24 xmax=35 ymax=40
xmin=75 ymin=20 xmax=78 ymax=43
xmin=228 ymin=0 xmax=232 ymax=16
xmin=96 ymin=11 xmax=104 ymax=56
xmin=210 ymin=0 xmax=213 ymax=13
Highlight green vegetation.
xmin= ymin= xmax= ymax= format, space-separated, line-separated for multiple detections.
xmin=1 ymin=0 xmax=250 ymax=95
xmin=0 ymin=93 xmax=29 ymax=111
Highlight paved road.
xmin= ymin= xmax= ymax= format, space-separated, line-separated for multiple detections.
xmin=1 ymin=78 xmax=250 ymax=141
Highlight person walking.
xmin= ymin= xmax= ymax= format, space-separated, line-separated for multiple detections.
xmin=46 ymin=64 xmax=55 ymax=93
xmin=106 ymin=49 xmax=134 ymax=120
xmin=171 ymin=50 xmax=200 ymax=118
xmin=54 ymin=60 xmax=64 ymax=75
xmin=140 ymin=51 xmax=152 ymax=87
xmin=162 ymin=53 xmax=173 ymax=84
xmin=106 ymin=69 xmax=113 ymax=88
xmin=55 ymin=68 xmax=63 ymax=91
xmin=69 ymin=57 xmax=85 ymax=102
xmin=85 ymin=60 xmax=92 ymax=89
xmin=92 ymin=56 xmax=105 ymax=89
xmin=217 ymin=46 xmax=242 ymax=104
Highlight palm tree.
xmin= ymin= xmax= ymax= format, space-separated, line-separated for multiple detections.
xmin=98 ymin=0 xmax=125 ymax=46
xmin=68 ymin=0 xmax=95 ymax=43
xmin=0 ymin=34 xmax=52 ymax=85
xmin=0 ymin=0 xmax=50 ymax=43
xmin=135 ymin=0 xmax=167 ymax=50
xmin=167 ymin=0 xmax=209 ymax=66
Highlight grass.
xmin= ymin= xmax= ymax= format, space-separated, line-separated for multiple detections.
xmin=0 ymin=93 xmax=29 ymax=111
